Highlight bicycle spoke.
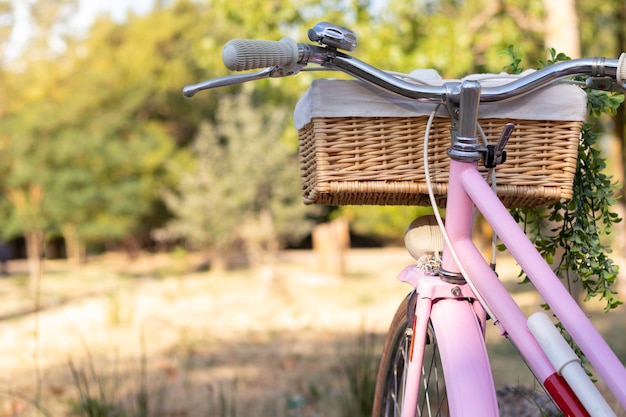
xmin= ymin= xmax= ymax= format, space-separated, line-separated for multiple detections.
xmin=418 ymin=327 xmax=447 ymax=417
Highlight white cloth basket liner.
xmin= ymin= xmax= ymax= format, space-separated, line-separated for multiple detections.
xmin=294 ymin=71 xmax=588 ymax=130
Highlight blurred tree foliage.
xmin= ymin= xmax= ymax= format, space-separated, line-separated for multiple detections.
xmin=0 ymin=0 xmax=624 ymax=280
xmin=163 ymin=92 xmax=317 ymax=270
xmin=0 ymin=0 xmax=210 ymax=280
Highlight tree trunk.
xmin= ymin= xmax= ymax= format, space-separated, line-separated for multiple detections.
xmin=61 ymin=223 xmax=85 ymax=268
xmin=210 ymin=249 xmax=227 ymax=275
xmin=24 ymin=229 xmax=44 ymax=291
xmin=542 ymin=0 xmax=580 ymax=58
xmin=312 ymin=218 xmax=350 ymax=277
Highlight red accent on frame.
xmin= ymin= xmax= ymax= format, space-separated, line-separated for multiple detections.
xmin=544 ymin=373 xmax=590 ymax=417
xmin=409 ymin=315 xmax=417 ymax=362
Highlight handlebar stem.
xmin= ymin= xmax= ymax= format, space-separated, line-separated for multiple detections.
xmin=447 ymin=80 xmax=486 ymax=162
xmin=457 ymin=80 xmax=482 ymax=138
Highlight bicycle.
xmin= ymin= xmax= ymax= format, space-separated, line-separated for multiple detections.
xmin=183 ymin=22 xmax=626 ymax=417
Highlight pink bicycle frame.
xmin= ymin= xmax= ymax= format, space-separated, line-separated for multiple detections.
xmin=400 ymin=156 xmax=626 ymax=416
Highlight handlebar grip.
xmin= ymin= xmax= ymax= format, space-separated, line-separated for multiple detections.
xmin=222 ymin=38 xmax=299 ymax=71
xmin=618 ymin=53 xmax=626 ymax=85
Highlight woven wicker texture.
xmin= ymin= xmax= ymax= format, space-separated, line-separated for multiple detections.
xmin=299 ymin=116 xmax=581 ymax=208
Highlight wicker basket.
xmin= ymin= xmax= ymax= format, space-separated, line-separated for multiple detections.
xmin=299 ymin=116 xmax=582 ymax=208
xmin=296 ymin=78 xmax=586 ymax=209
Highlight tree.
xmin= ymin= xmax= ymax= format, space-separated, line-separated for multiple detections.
xmin=0 ymin=0 xmax=13 ymax=66
xmin=360 ymin=0 xmax=547 ymax=76
xmin=164 ymin=91 xmax=316 ymax=271
xmin=564 ymin=0 xmax=626 ymax=152
xmin=0 ymin=86 xmax=49 ymax=285
xmin=543 ymin=0 xmax=580 ymax=58
xmin=0 ymin=0 xmax=210 ymax=275
xmin=0 ymin=0 xmax=91 ymax=281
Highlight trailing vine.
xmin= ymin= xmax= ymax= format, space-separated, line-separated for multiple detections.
xmin=502 ymin=46 xmax=624 ymax=313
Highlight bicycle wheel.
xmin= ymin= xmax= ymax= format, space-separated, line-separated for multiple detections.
xmin=373 ymin=292 xmax=449 ymax=417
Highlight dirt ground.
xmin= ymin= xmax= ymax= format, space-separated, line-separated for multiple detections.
xmin=0 ymin=249 xmax=416 ymax=416
xmin=0 ymin=249 xmax=623 ymax=416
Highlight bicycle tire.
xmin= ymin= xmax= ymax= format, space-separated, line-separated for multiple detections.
xmin=373 ymin=292 xmax=449 ymax=417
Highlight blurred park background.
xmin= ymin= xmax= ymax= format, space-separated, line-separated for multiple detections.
xmin=0 ymin=0 xmax=625 ymax=416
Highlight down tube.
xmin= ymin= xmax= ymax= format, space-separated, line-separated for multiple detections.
xmin=460 ymin=167 xmax=626 ymax=409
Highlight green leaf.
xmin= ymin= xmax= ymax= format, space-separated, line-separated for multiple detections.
xmin=504 ymin=46 xmax=623 ymax=313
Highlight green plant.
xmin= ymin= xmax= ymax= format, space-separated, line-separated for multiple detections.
xmin=107 ymin=291 xmax=134 ymax=327
xmin=286 ymin=393 xmax=306 ymax=417
xmin=504 ymin=46 xmax=624 ymax=313
xmin=68 ymin=340 xmax=164 ymax=417
xmin=207 ymin=379 xmax=238 ymax=417
xmin=501 ymin=45 xmax=525 ymax=74
xmin=338 ymin=330 xmax=379 ymax=417
xmin=68 ymin=357 xmax=127 ymax=417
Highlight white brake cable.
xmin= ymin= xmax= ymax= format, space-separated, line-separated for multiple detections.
xmin=476 ymin=124 xmax=499 ymax=267
xmin=423 ymin=108 xmax=495 ymax=319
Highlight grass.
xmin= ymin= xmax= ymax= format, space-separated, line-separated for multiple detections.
xmin=337 ymin=330 xmax=379 ymax=417
xmin=67 ymin=338 xmax=160 ymax=417
xmin=62 ymin=330 xmax=382 ymax=417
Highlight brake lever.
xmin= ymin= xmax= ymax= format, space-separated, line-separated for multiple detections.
xmin=184 ymin=63 xmax=311 ymax=97
xmin=585 ymin=77 xmax=626 ymax=93
xmin=182 ymin=68 xmax=272 ymax=97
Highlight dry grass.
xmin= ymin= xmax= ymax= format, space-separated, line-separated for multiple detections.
xmin=0 ymin=248 xmax=623 ymax=416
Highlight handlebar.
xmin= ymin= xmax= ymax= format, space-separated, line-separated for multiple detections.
xmin=183 ymin=23 xmax=626 ymax=104
xmin=222 ymin=38 xmax=300 ymax=72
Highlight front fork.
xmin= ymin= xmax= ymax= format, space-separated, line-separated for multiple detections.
xmin=397 ymin=265 xmax=499 ymax=417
